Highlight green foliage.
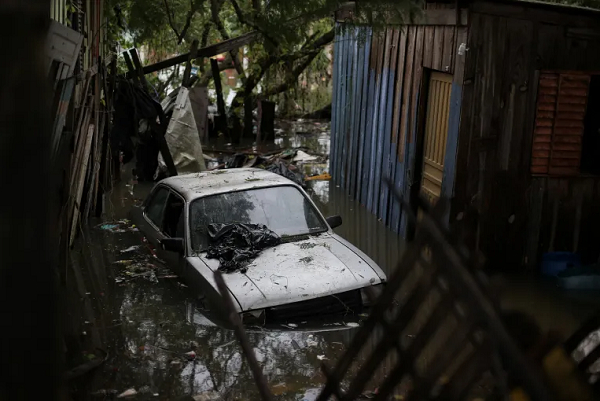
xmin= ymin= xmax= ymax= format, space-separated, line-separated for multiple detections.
xmin=106 ymin=0 xmax=419 ymax=112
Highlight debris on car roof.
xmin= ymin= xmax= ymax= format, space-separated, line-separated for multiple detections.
xmin=206 ymin=223 xmax=281 ymax=273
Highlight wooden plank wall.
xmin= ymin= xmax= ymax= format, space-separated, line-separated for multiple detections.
xmin=330 ymin=6 xmax=466 ymax=237
xmin=451 ymin=2 xmax=600 ymax=270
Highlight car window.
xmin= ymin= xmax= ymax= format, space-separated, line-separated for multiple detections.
xmin=189 ymin=186 xmax=327 ymax=251
xmin=145 ymin=187 xmax=169 ymax=227
xmin=163 ymin=193 xmax=185 ymax=238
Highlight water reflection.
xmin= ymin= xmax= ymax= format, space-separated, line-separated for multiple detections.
xmin=87 ymin=125 xmax=405 ymax=399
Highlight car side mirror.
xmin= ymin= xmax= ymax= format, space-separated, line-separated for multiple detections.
xmin=160 ymin=238 xmax=185 ymax=254
xmin=326 ymin=215 xmax=342 ymax=229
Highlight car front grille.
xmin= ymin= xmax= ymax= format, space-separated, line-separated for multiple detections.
xmin=265 ymin=289 xmax=363 ymax=322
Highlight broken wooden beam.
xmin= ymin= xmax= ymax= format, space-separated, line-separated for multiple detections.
xmin=129 ymin=48 xmax=150 ymax=92
xmin=126 ymin=31 xmax=259 ymax=77
xmin=182 ymin=39 xmax=199 ymax=88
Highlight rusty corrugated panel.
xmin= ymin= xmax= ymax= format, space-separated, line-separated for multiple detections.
xmin=421 ymin=72 xmax=453 ymax=202
xmin=531 ymin=72 xmax=590 ymax=175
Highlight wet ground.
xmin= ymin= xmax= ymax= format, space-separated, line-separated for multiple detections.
xmin=74 ymin=121 xmax=402 ymax=400
xmin=73 ymin=120 xmax=600 ymax=400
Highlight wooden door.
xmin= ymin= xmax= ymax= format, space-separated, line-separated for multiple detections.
xmin=420 ymin=72 xmax=453 ymax=204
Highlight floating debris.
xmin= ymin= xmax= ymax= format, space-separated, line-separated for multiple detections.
xmin=293 ymin=150 xmax=318 ymax=162
xmin=120 ymin=245 xmax=141 ymax=253
xmin=117 ymin=388 xmax=137 ymax=398
xmin=97 ymin=220 xmax=138 ymax=233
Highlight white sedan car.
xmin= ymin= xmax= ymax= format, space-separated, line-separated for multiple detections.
xmin=131 ymin=168 xmax=386 ymax=325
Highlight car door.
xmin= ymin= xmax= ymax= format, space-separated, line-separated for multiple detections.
xmin=157 ymin=191 xmax=187 ymax=274
xmin=138 ymin=185 xmax=170 ymax=250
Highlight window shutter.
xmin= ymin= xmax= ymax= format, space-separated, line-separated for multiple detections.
xmin=531 ymin=72 xmax=590 ymax=176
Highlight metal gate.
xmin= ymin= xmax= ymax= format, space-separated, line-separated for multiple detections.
xmin=421 ymin=72 xmax=453 ymax=203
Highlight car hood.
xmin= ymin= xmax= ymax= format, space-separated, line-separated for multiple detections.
xmin=191 ymin=234 xmax=384 ymax=311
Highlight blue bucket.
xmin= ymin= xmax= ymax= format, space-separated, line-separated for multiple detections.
xmin=541 ymin=252 xmax=580 ymax=276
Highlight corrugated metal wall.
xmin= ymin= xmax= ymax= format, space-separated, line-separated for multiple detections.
xmin=331 ymin=21 xmax=466 ymax=236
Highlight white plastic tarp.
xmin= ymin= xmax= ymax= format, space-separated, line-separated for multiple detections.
xmin=158 ymin=86 xmax=207 ymax=175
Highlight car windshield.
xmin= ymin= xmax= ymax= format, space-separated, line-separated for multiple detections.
xmin=189 ymin=185 xmax=328 ymax=251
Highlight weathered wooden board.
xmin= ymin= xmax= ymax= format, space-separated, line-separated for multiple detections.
xmin=471 ymin=0 xmax=600 ymax=29
xmin=392 ymin=29 xmax=408 ymax=145
xmin=432 ymin=26 xmax=444 ymax=71
xmin=423 ymin=26 xmax=434 ymax=69
xmin=399 ymin=27 xmax=417 ymax=161
xmin=442 ymin=26 xmax=455 ymax=73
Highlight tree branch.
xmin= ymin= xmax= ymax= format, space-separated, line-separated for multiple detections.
xmin=264 ymin=52 xmax=319 ymax=98
xmin=230 ymin=28 xmax=333 ymax=108
xmin=163 ymin=0 xmax=180 ymax=38
xmin=178 ymin=0 xmax=203 ymax=45
xmin=229 ymin=0 xmax=278 ymax=46
xmin=210 ymin=0 xmax=246 ymax=84
xmin=198 ymin=22 xmax=212 ymax=74
xmin=163 ymin=0 xmax=203 ymax=45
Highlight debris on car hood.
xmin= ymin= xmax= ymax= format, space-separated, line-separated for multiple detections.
xmin=206 ymin=223 xmax=281 ymax=273
xmin=266 ymin=160 xmax=304 ymax=186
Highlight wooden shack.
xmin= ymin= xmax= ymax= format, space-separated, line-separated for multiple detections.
xmin=330 ymin=0 xmax=600 ymax=271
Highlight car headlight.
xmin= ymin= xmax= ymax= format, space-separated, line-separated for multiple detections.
xmin=360 ymin=284 xmax=385 ymax=307
xmin=241 ymin=309 xmax=266 ymax=325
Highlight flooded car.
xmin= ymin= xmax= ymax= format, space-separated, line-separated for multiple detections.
xmin=131 ymin=168 xmax=386 ymax=325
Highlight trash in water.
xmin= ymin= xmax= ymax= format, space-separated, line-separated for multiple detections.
xmin=97 ymin=220 xmax=138 ymax=233
xmin=293 ymin=150 xmax=318 ymax=162
xmin=305 ymin=172 xmax=332 ymax=181
xmin=206 ymin=223 xmax=281 ymax=273
xmin=317 ymin=355 xmax=327 ymax=361
xmin=184 ymin=350 xmax=196 ymax=360
xmin=99 ymin=224 xmax=119 ymax=231
xmin=117 ymin=388 xmax=137 ymax=398
xmin=113 ymin=259 xmax=134 ymax=266
xmin=279 ymin=149 xmax=297 ymax=159
xmin=120 ymin=245 xmax=140 ymax=253
xmin=345 ymin=322 xmax=360 ymax=328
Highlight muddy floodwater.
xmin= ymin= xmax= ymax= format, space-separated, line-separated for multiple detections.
xmin=76 ymin=123 xmax=402 ymax=400
xmin=74 ymin=121 xmax=600 ymax=400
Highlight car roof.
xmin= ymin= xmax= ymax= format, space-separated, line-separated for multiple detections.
xmin=157 ymin=168 xmax=300 ymax=202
